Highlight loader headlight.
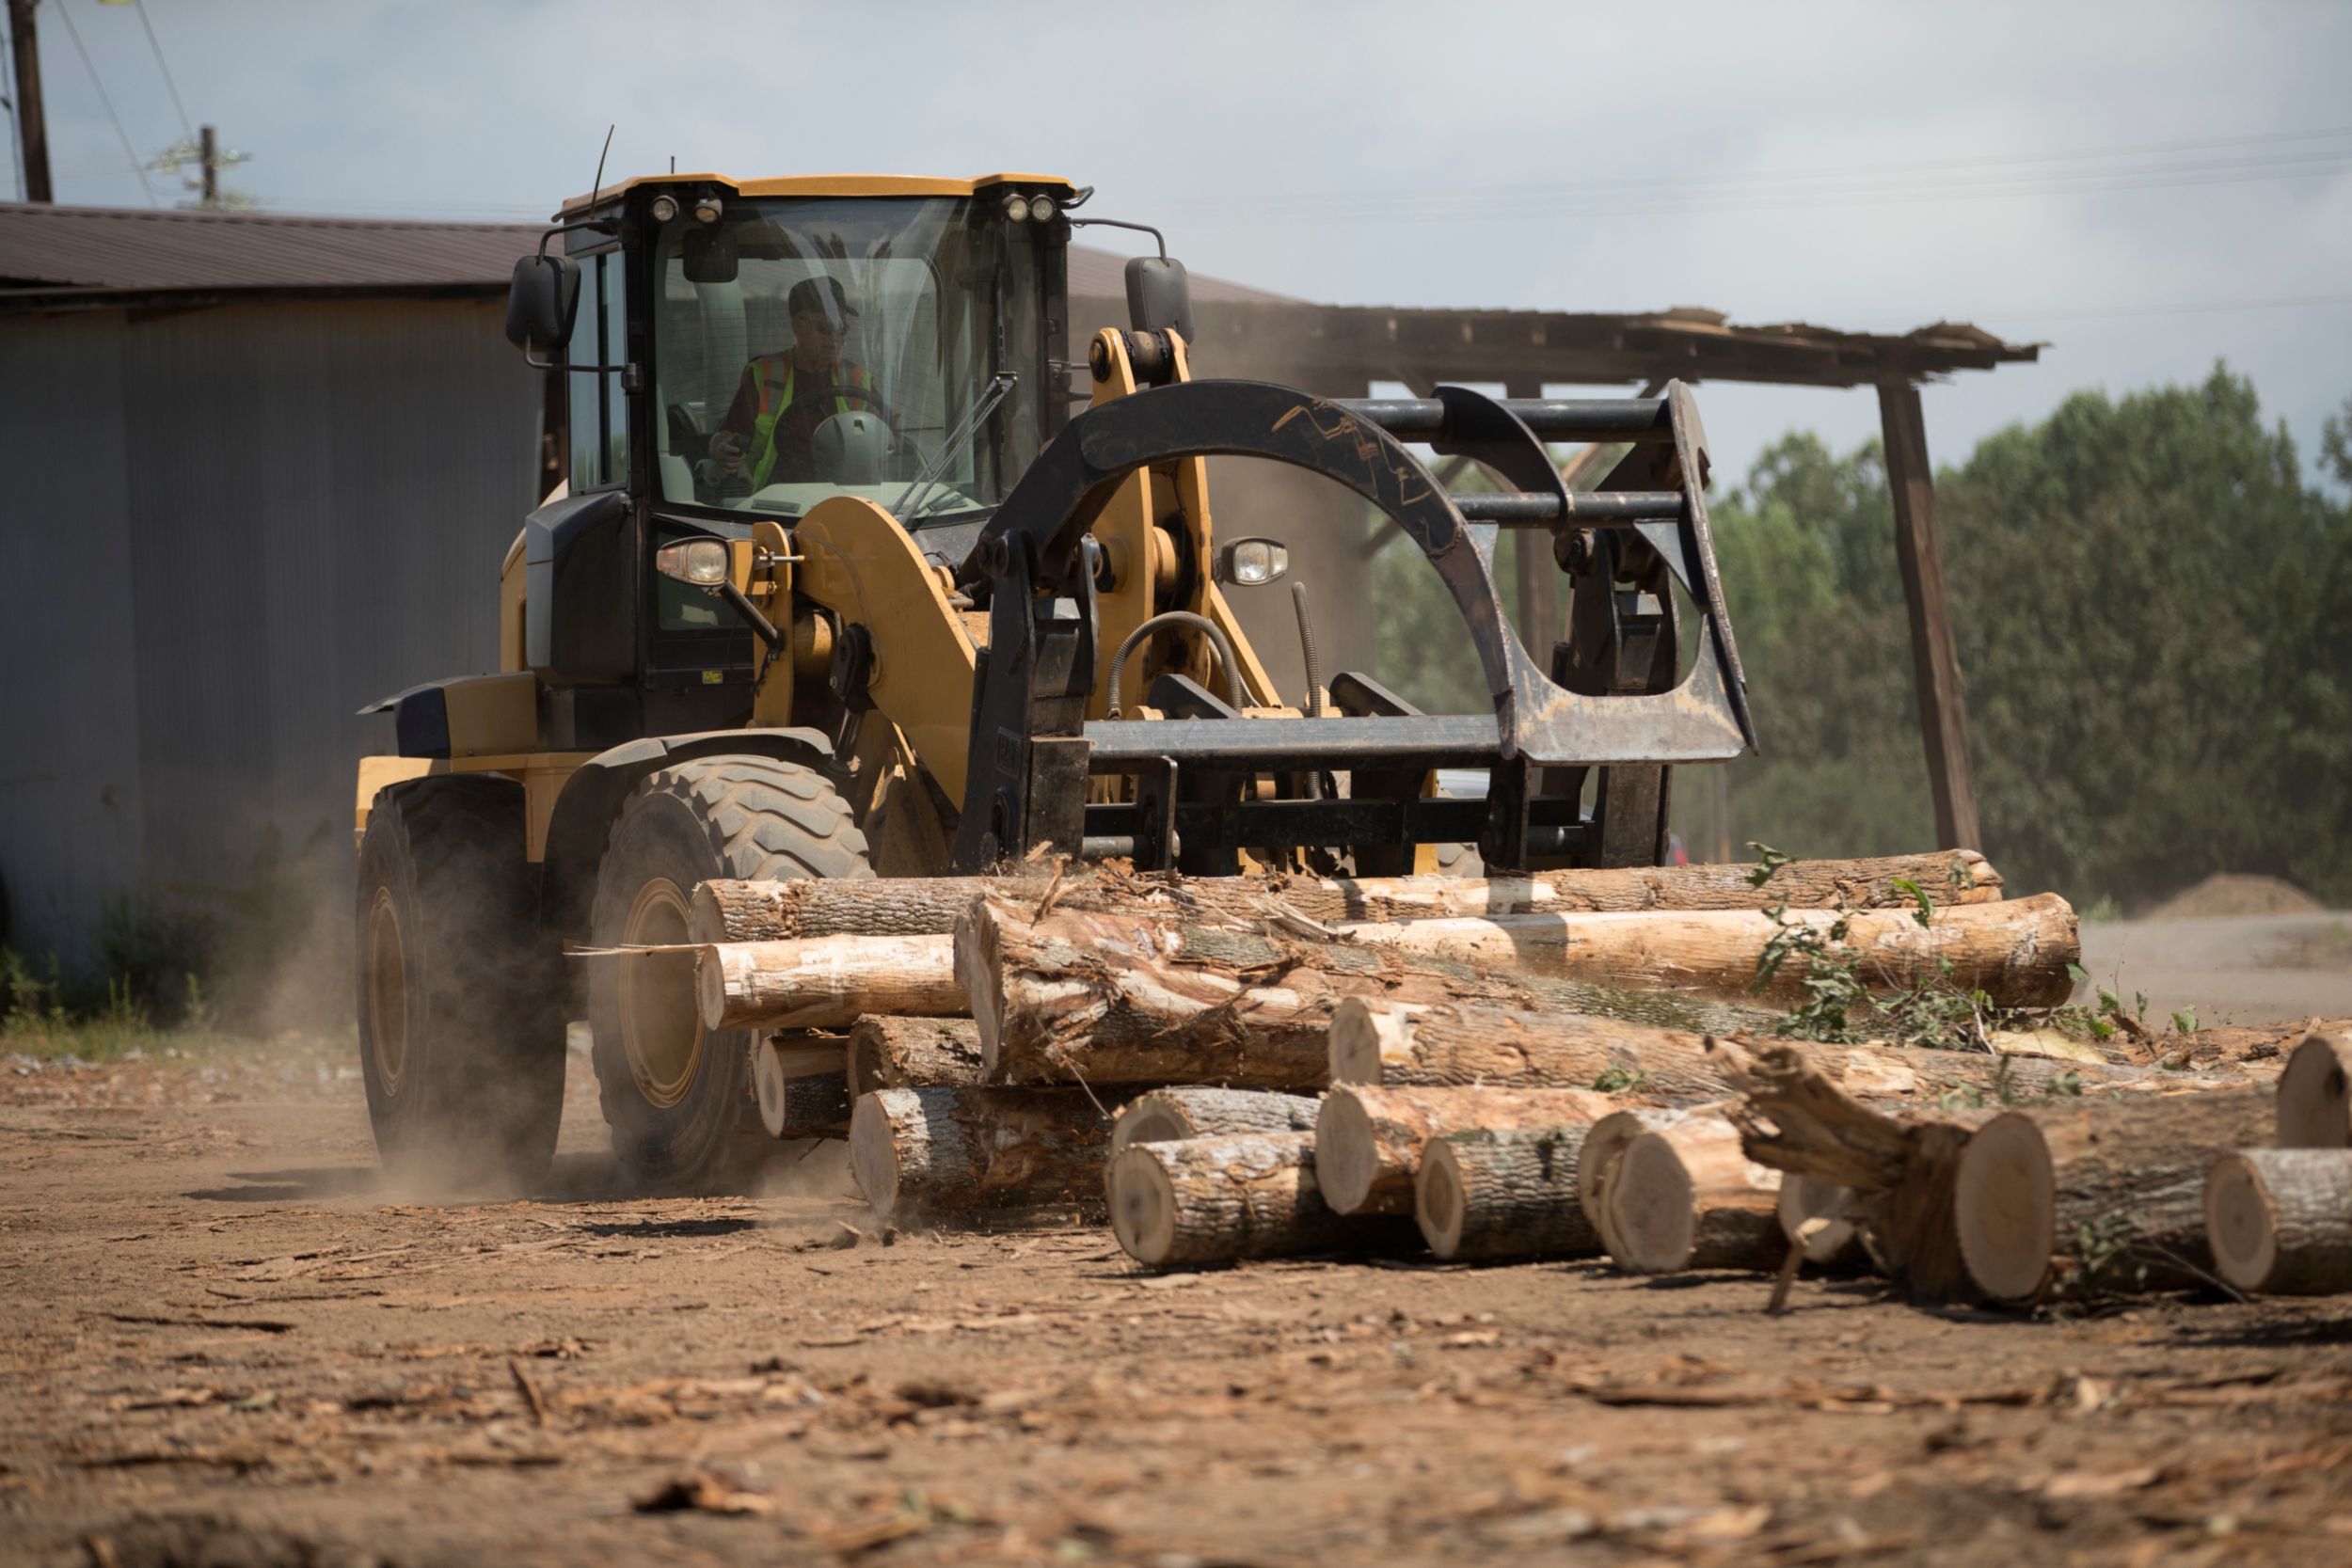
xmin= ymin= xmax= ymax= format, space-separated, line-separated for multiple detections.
xmin=1026 ymin=193 xmax=1057 ymax=223
xmin=656 ymin=539 xmax=731 ymax=587
xmin=1218 ymin=537 xmax=1290 ymax=586
xmin=1003 ymin=192 xmax=1031 ymax=222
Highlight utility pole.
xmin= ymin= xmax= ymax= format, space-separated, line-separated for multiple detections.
xmin=199 ymin=123 xmax=214 ymax=204
xmin=7 ymin=0 xmax=52 ymax=203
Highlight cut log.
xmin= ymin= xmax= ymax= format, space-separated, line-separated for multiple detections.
xmin=1106 ymin=1131 xmax=1408 ymax=1266
xmin=2205 ymin=1148 xmax=2352 ymax=1295
xmin=1331 ymin=999 xmax=2146 ymax=1102
xmin=1953 ymin=1087 xmax=2276 ymax=1303
xmin=1777 ymin=1174 xmax=1868 ymax=1267
xmin=1332 ymin=894 xmax=2079 ymax=1008
xmin=959 ymin=895 xmax=1770 ymax=1091
xmin=1578 ymin=1106 xmax=1720 ymax=1229
xmin=2277 ymin=1032 xmax=2352 ymax=1148
xmin=849 ymin=1086 xmax=1109 ymax=1224
xmin=846 ymin=1016 xmax=985 ymax=1098
xmin=1111 ymin=1086 xmax=1320 ymax=1155
xmin=697 ymin=933 xmax=964 ymax=1032
xmin=753 ymin=1037 xmax=850 ymax=1138
xmin=1599 ymin=1117 xmax=1784 ymax=1274
xmin=1415 ymin=1125 xmax=1600 ymax=1261
xmin=693 ymin=849 xmax=2004 ymax=942
xmin=1315 ymin=1085 xmax=1616 ymax=1216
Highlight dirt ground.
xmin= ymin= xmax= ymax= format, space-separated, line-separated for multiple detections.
xmin=5 ymin=920 xmax=2352 ymax=1568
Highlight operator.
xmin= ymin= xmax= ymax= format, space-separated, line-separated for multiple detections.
xmin=705 ymin=276 xmax=873 ymax=489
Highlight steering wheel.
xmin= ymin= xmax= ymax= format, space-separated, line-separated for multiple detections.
xmin=801 ymin=383 xmax=898 ymax=432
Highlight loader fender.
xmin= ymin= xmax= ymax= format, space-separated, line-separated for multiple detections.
xmin=539 ymin=728 xmax=837 ymax=944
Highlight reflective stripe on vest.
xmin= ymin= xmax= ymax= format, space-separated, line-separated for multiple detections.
xmin=747 ymin=357 xmax=870 ymax=488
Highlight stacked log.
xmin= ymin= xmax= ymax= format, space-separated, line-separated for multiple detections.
xmin=1596 ymin=1116 xmax=1784 ymax=1274
xmin=1111 ymin=1087 xmax=1319 ymax=1155
xmin=1951 ymin=1087 xmax=2275 ymax=1303
xmin=753 ymin=1037 xmax=851 ymax=1138
xmin=693 ymin=849 xmax=2003 ymax=942
xmin=1314 ymin=1085 xmax=1617 ymax=1216
xmin=1106 ymin=1131 xmax=1412 ymax=1266
xmin=2276 ymin=1031 xmax=2352 ymax=1148
xmin=2203 ymin=1148 xmax=2352 ymax=1295
xmin=850 ymin=1087 xmax=1110 ymax=1225
xmin=698 ymin=933 xmax=962 ymax=1032
xmin=846 ymin=1016 xmax=984 ymax=1099
xmin=1416 ymin=1125 xmax=1602 ymax=1262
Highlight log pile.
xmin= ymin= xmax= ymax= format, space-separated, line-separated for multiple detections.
xmin=673 ymin=854 xmax=2352 ymax=1306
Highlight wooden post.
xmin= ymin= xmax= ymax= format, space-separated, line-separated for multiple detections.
xmin=8 ymin=0 xmax=53 ymax=203
xmin=1878 ymin=381 xmax=1980 ymax=850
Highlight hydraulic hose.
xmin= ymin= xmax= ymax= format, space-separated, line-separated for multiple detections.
xmin=1104 ymin=610 xmax=1245 ymax=720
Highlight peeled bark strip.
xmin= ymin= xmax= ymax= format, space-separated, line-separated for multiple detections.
xmin=849 ymin=1086 xmax=1109 ymax=1224
xmin=2205 ymin=1148 xmax=2352 ymax=1295
xmin=1111 ymin=1086 xmax=1320 ymax=1155
xmin=753 ymin=1037 xmax=851 ymax=1138
xmin=1333 ymin=999 xmax=2142 ymax=1103
xmin=697 ymin=934 xmax=964 ymax=1032
xmin=1599 ymin=1117 xmax=1784 ymax=1274
xmin=2277 ymin=1032 xmax=2352 ymax=1148
xmin=1107 ymin=1132 xmax=1406 ymax=1266
xmin=847 ymin=1016 xmax=985 ymax=1098
xmin=1335 ymin=894 xmax=2079 ymax=1009
xmin=1415 ymin=1125 xmax=1601 ymax=1261
xmin=1953 ymin=1087 xmax=2277 ymax=1303
xmin=693 ymin=850 xmax=2003 ymax=942
xmin=1315 ymin=1085 xmax=1616 ymax=1216
xmin=960 ymin=895 xmax=1765 ymax=1091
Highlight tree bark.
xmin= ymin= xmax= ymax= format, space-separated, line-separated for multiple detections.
xmin=696 ymin=934 xmax=964 ymax=1031
xmin=1111 ymin=1086 xmax=1320 ymax=1155
xmin=1598 ymin=1117 xmax=1784 ymax=1274
xmin=846 ymin=1016 xmax=985 ymax=1099
xmin=1314 ymin=1085 xmax=1617 ymax=1216
xmin=1332 ymin=894 xmax=2079 ymax=1009
xmin=1953 ymin=1087 xmax=2277 ymax=1304
xmin=1106 ymin=1131 xmax=1410 ymax=1267
xmin=849 ymin=1086 xmax=1109 ymax=1225
xmin=2277 ymin=1031 xmax=2352 ymax=1149
xmin=959 ymin=896 xmax=1773 ymax=1091
xmin=2204 ymin=1148 xmax=2352 ymax=1295
xmin=1332 ymin=999 xmax=2144 ymax=1101
xmin=1415 ymin=1125 xmax=1602 ymax=1261
xmin=753 ymin=1037 xmax=851 ymax=1138
xmin=692 ymin=849 xmax=2004 ymax=942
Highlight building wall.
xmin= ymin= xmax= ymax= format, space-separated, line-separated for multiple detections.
xmin=0 ymin=296 xmax=541 ymax=969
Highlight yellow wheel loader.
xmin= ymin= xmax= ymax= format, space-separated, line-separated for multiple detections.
xmin=352 ymin=170 xmax=1755 ymax=1192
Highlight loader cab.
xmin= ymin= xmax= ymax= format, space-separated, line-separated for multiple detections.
xmin=512 ymin=172 xmax=1075 ymax=748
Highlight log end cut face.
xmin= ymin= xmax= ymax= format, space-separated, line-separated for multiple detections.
xmin=849 ymin=1090 xmax=911 ymax=1219
xmin=2277 ymin=1034 xmax=2351 ymax=1149
xmin=2203 ymin=1151 xmax=2278 ymax=1291
xmin=1953 ymin=1112 xmax=2057 ymax=1302
xmin=1111 ymin=1105 xmax=1194 ymax=1156
xmin=1604 ymin=1132 xmax=1697 ymax=1274
xmin=954 ymin=901 xmax=1009 ymax=1074
xmin=1312 ymin=1090 xmax=1386 ymax=1217
xmin=1106 ymin=1146 xmax=1179 ymax=1265
xmin=1414 ymin=1139 xmax=1470 ymax=1259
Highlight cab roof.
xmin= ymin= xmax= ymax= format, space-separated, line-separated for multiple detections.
xmin=556 ymin=171 xmax=1074 ymax=221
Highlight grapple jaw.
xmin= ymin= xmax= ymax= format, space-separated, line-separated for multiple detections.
xmin=951 ymin=378 xmax=1754 ymax=873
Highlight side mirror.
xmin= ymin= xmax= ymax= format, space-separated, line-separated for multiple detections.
xmin=504 ymin=254 xmax=580 ymax=356
xmin=683 ymin=225 xmax=739 ymax=284
xmin=1124 ymin=256 xmax=1195 ymax=344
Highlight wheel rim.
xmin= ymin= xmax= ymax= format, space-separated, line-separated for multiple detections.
xmin=618 ymin=876 xmax=703 ymax=1109
xmin=365 ymin=887 xmax=408 ymax=1096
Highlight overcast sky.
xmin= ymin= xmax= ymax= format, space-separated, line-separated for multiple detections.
xmin=9 ymin=0 xmax=2349 ymax=487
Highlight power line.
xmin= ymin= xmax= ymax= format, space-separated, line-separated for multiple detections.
xmin=54 ymin=0 xmax=155 ymax=206
xmin=130 ymin=0 xmax=190 ymax=138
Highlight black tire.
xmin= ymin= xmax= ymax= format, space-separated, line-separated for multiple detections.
xmin=356 ymin=775 xmax=564 ymax=1194
xmin=587 ymin=755 xmax=871 ymax=1192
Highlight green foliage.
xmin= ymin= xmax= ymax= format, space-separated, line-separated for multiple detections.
xmin=1592 ymin=1063 xmax=1647 ymax=1094
xmin=1698 ymin=367 xmax=2352 ymax=910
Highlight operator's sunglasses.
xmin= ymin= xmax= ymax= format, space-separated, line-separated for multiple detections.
xmin=794 ymin=313 xmax=851 ymax=334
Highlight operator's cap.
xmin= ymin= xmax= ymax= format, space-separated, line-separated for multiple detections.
xmin=787 ymin=276 xmax=858 ymax=325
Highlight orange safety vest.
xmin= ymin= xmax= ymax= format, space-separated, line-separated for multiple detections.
xmin=746 ymin=356 xmax=870 ymax=488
